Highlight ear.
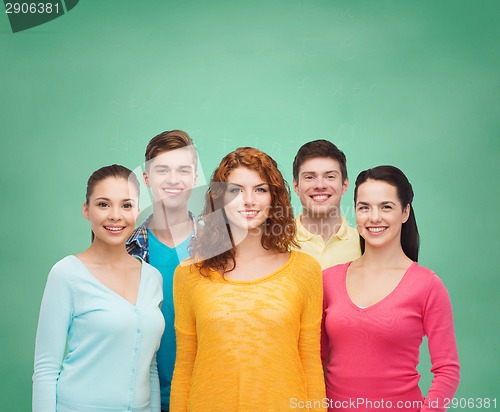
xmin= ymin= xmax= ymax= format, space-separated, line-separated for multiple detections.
xmin=193 ymin=172 xmax=198 ymax=187
xmin=341 ymin=178 xmax=349 ymax=195
xmin=82 ymin=203 xmax=90 ymax=221
xmin=402 ymin=204 xmax=410 ymax=223
xmin=143 ymin=171 xmax=150 ymax=188
xmin=292 ymin=179 xmax=299 ymax=195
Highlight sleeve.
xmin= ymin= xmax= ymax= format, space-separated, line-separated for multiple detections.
xmin=298 ymin=259 xmax=327 ymax=411
xmin=32 ymin=260 xmax=74 ymax=412
xmin=149 ymin=355 xmax=161 ymax=411
xmin=320 ymin=269 xmax=331 ymax=368
xmin=421 ymin=273 xmax=460 ymax=412
xmin=170 ymin=266 xmax=198 ymax=412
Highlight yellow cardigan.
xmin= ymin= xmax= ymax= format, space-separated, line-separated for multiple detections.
xmin=170 ymin=250 xmax=326 ymax=411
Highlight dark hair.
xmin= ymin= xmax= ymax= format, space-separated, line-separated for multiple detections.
xmin=292 ymin=139 xmax=348 ymax=182
xmin=190 ymin=147 xmax=297 ymax=276
xmin=354 ymin=165 xmax=420 ymax=261
xmin=145 ymin=129 xmax=197 ymax=171
xmin=85 ymin=164 xmax=140 ymax=241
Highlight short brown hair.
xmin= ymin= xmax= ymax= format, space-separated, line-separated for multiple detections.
xmin=145 ymin=130 xmax=197 ymax=170
xmin=292 ymin=139 xmax=347 ymax=182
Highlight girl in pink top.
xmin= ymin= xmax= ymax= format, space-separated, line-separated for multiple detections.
xmin=321 ymin=165 xmax=460 ymax=412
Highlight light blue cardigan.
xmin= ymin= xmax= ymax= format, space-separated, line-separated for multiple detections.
xmin=33 ymin=255 xmax=164 ymax=411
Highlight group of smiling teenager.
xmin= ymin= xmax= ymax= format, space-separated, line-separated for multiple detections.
xmin=32 ymin=130 xmax=460 ymax=412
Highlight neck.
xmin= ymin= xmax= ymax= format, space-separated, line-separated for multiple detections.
xmin=359 ymin=243 xmax=411 ymax=269
xmin=150 ymin=203 xmax=192 ymax=246
xmin=300 ymin=209 xmax=343 ymax=241
xmin=232 ymin=228 xmax=269 ymax=260
xmin=84 ymin=239 xmax=130 ymax=264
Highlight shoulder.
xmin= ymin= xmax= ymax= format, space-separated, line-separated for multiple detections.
xmin=406 ymin=263 xmax=451 ymax=301
xmin=323 ymin=262 xmax=350 ymax=281
xmin=174 ymin=261 xmax=204 ymax=284
xmin=48 ymin=255 xmax=80 ymax=279
xmin=408 ymin=263 xmax=443 ymax=287
xmin=291 ymin=250 xmax=321 ymax=271
xmin=140 ymin=260 xmax=162 ymax=282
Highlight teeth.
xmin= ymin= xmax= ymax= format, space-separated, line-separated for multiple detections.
xmin=105 ymin=227 xmax=124 ymax=231
xmin=368 ymin=227 xmax=385 ymax=233
xmin=311 ymin=195 xmax=329 ymax=201
xmin=239 ymin=211 xmax=258 ymax=217
xmin=164 ymin=188 xmax=182 ymax=194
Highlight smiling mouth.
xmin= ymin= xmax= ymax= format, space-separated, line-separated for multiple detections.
xmin=104 ymin=226 xmax=126 ymax=233
xmin=162 ymin=188 xmax=183 ymax=196
xmin=310 ymin=194 xmax=331 ymax=202
xmin=238 ymin=210 xmax=259 ymax=218
xmin=367 ymin=227 xmax=387 ymax=233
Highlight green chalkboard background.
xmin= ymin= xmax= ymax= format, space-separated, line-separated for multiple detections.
xmin=1 ymin=1 xmax=499 ymax=410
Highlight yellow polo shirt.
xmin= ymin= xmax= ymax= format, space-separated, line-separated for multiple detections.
xmin=293 ymin=215 xmax=361 ymax=269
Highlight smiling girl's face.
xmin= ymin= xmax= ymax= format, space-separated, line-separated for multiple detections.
xmin=223 ymin=167 xmax=272 ymax=235
xmin=355 ymin=179 xmax=410 ymax=251
xmin=83 ymin=177 xmax=139 ymax=246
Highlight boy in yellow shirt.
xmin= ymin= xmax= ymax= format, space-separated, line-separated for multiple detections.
xmin=292 ymin=139 xmax=361 ymax=269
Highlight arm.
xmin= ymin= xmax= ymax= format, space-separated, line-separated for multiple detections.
xmin=320 ymin=269 xmax=330 ymax=371
xmin=149 ymin=354 xmax=161 ymax=411
xmin=299 ymin=261 xmax=327 ymax=411
xmin=169 ymin=266 xmax=197 ymax=412
xmin=32 ymin=260 xmax=74 ymax=412
xmin=421 ymin=274 xmax=460 ymax=412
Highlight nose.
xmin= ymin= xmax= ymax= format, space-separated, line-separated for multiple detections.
xmin=242 ymin=190 xmax=255 ymax=206
xmin=369 ymin=208 xmax=381 ymax=222
xmin=166 ymin=170 xmax=180 ymax=185
xmin=314 ymin=176 xmax=327 ymax=189
xmin=108 ymin=205 xmax=122 ymax=221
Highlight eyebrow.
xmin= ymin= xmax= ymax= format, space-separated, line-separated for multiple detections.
xmin=153 ymin=164 xmax=193 ymax=169
xmin=227 ymin=183 xmax=269 ymax=188
xmin=94 ymin=197 xmax=136 ymax=202
xmin=356 ymin=200 xmax=397 ymax=205
xmin=301 ymin=170 xmax=340 ymax=175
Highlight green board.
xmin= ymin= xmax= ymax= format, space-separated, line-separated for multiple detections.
xmin=1 ymin=1 xmax=499 ymax=410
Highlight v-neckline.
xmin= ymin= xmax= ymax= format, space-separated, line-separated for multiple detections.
xmin=344 ymin=261 xmax=416 ymax=312
xmin=71 ymin=255 xmax=144 ymax=307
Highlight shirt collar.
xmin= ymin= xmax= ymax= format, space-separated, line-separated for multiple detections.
xmin=295 ymin=215 xmax=350 ymax=241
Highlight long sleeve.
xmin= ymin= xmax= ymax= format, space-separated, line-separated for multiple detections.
xmin=299 ymin=261 xmax=327 ymax=411
xmin=170 ymin=266 xmax=197 ymax=412
xmin=32 ymin=262 xmax=74 ymax=412
xmin=422 ymin=274 xmax=460 ymax=412
xmin=149 ymin=355 xmax=161 ymax=411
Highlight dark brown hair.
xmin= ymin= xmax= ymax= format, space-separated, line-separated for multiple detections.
xmin=292 ymin=139 xmax=348 ymax=182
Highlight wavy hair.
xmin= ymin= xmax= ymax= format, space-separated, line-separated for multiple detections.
xmin=354 ymin=165 xmax=420 ymax=261
xmin=190 ymin=147 xmax=297 ymax=276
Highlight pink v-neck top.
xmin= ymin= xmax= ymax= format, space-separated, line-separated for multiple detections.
xmin=33 ymin=255 xmax=165 ymax=412
xmin=321 ymin=262 xmax=460 ymax=412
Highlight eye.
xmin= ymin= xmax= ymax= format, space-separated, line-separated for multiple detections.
xmin=98 ymin=202 xmax=109 ymax=208
xmin=382 ymin=205 xmax=393 ymax=210
xmin=326 ymin=175 xmax=336 ymax=180
xmin=179 ymin=169 xmax=191 ymax=175
xmin=156 ymin=168 xmax=167 ymax=175
xmin=123 ymin=203 xmax=133 ymax=209
xmin=357 ymin=205 xmax=368 ymax=211
xmin=229 ymin=187 xmax=242 ymax=193
xmin=304 ymin=175 xmax=314 ymax=181
xmin=256 ymin=187 xmax=267 ymax=193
